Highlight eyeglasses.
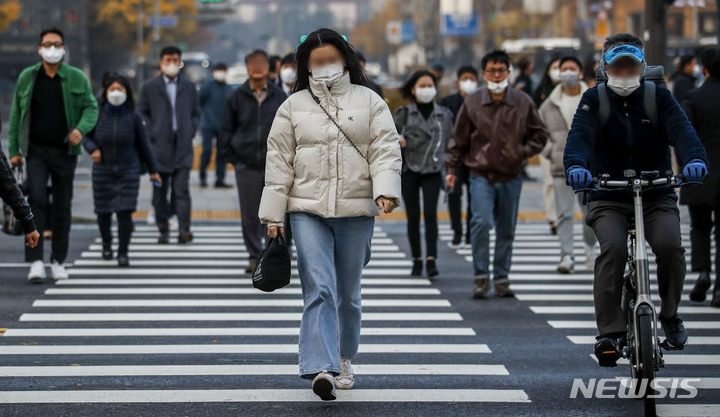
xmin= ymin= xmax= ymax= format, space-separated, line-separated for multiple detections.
xmin=484 ymin=68 xmax=508 ymax=76
xmin=41 ymin=42 xmax=64 ymax=48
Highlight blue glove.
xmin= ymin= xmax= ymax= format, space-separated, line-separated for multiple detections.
xmin=567 ymin=165 xmax=592 ymax=191
xmin=683 ymin=159 xmax=708 ymax=182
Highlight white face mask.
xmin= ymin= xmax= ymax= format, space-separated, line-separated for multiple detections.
xmin=162 ymin=63 xmax=180 ymax=78
xmin=415 ymin=87 xmax=437 ymax=104
xmin=39 ymin=46 xmax=65 ymax=64
xmin=487 ymin=79 xmax=509 ymax=95
xmin=459 ymin=79 xmax=478 ymax=95
xmin=212 ymin=71 xmax=227 ymax=82
xmin=280 ymin=67 xmax=297 ymax=85
xmin=311 ymin=62 xmax=344 ymax=85
xmin=549 ymin=68 xmax=562 ymax=83
xmin=559 ymin=71 xmax=580 ymax=88
xmin=607 ymin=75 xmax=641 ymax=97
xmin=107 ymin=90 xmax=127 ymax=107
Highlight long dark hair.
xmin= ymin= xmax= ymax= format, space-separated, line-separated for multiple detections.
xmin=294 ymin=28 xmax=367 ymax=93
xmin=400 ymin=70 xmax=437 ymax=101
xmin=101 ymin=75 xmax=135 ymax=109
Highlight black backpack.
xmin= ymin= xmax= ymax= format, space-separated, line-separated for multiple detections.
xmin=595 ymin=65 xmax=667 ymax=130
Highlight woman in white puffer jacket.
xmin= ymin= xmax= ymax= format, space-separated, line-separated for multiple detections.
xmin=258 ymin=28 xmax=402 ymax=401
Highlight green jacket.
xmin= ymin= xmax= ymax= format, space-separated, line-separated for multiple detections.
xmin=7 ymin=62 xmax=99 ymax=158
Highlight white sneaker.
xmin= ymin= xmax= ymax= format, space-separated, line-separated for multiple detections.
xmin=50 ymin=261 xmax=69 ymax=281
xmin=146 ymin=207 xmax=156 ymax=226
xmin=312 ymin=371 xmax=337 ymax=401
xmin=557 ymin=255 xmax=574 ymax=274
xmin=585 ymin=244 xmax=597 ymax=268
xmin=334 ymin=358 xmax=355 ymax=390
xmin=169 ymin=215 xmax=179 ymax=231
xmin=28 ymin=260 xmax=46 ymax=282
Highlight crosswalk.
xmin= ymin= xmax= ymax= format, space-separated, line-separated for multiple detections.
xmin=0 ymin=224 xmax=529 ymax=406
xmin=442 ymin=222 xmax=720 ymax=416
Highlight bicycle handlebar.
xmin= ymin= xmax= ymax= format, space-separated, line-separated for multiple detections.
xmin=575 ymin=172 xmax=702 ymax=194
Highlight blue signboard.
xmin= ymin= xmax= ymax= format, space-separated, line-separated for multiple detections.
xmin=401 ymin=22 xmax=416 ymax=44
xmin=441 ymin=13 xmax=478 ymax=37
xmin=148 ymin=16 xmax=179 ymax=28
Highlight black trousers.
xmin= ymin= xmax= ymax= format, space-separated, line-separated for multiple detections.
xmin=153 ymin=169 xmax=191 ymax=234
xmin=234 ymin=163 xmax=266 ymax=262
xmin=25 ymin=144 xmax=77 ymax=263
xmin=401 ymin=170 xmax=443 ymax=259
xmin=586 ymin=198 xmax=686 ymax=336
xmin=97 ymin=211 xmax=134 ymax=256
xmin=688 ymin=205 xmax=720 ymax=290
xmin=447 ymin=163 xmax=472 ymax=242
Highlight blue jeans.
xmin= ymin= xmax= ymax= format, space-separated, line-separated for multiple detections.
xmin=200 ymin=128 xmax=225 ymax=183
xmin=289 ymin=212 xmax=374 ymax=380
xmin=469 ymin=175 xmax=523 ymax=280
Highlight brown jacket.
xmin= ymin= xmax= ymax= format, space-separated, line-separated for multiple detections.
xmin=445 ymin=87 xmax=548 ymax=183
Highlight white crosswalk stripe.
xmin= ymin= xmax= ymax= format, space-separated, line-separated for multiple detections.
xmin=446 ymin=221 xmax=720 ymax=412
xmin=0 ymin=223 xmax=528 ymax=405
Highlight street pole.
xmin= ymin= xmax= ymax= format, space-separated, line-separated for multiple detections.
xmin=137 ymin=0 xmax=145 ymax=91
xmin=644 ymin=0 xmax=669 ymax=67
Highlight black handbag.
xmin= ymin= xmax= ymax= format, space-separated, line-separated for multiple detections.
xmin=2 ymin=166 xmax=25 ymax=236
xmin=252 ymin=234 xmax=291 ymax=292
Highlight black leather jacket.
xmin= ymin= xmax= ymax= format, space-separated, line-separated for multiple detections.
xmin=0 ymin=149 xmax=35 ymax=234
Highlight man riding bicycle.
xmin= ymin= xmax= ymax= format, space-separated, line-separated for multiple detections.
xmin=563 ymin=33 xmax=708 ymax=367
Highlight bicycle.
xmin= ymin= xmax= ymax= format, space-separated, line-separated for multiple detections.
xmin=583 ymin=169 xmax=697 ymax=417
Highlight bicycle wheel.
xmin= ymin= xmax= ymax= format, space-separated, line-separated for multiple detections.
xmin=635 ymin=309 xmax=656 ymax=417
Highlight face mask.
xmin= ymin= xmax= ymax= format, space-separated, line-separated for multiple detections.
xmin=311 ymin=62 xmax=344 ymax=85
xmin=107 ymin=90 xmax=127 ymax=107
xmin=280 ymin=67 xmax=297 ymax=85
xmin=559 ymin=71 xmax=580 ymax=88
xmin=487 ymin=79 xmax=509 ymax=95
xmin=459 ymin=80 xmax=478 ymax=95
xmin=607 ymin=75 xmax=641 ymax=97
xmin=39 ymin=46 xmax=65 ymax=64
xmin=415 ymin=87 xmax=437 ymax=104
xmin=212 ymin=71 xmax=227 ymax=82
xmin=549 ymin=68 xmax=561 ymax=83
xmin=162 ymin=63 xmax=180 ymax=78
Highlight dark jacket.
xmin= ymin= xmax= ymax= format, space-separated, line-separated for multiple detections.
xmin=84 ymin=104 xmax=159 ymax=214
xmin=440 ymin=93 xmax=465 ymax=123
xmin=445 ymin=87 xmax=548 ymax=183
xmin=680 ymin=78 xmax=720 ymax=207
xmin=220 ymin=80 xmax=286 ymax=170
xmin=515 ymin=73 xmax=533 ymax=97
xmin=0 ymin=149 xmax=35 ymax=233
xmin=670 ymin=71 xmax=697 ymax=102
xmin=563 ymin=83 xmax=707 ymax=204
xmin=199 ymin=79 xmax=233 ymax=132
xmin=138 ymin=75 xmax=200 ymax=173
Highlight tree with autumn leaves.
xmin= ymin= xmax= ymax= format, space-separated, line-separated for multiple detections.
xmin=0 ymin=0 xmax=20 ymax=32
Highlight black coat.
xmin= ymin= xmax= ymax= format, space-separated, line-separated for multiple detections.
xmin=671 ymin=71 xmax=697 ymax=102
xmin=84 ymin=104 xmax=159 ymax=214
xmin=0 ymin=149 xmax=35 ymax=233
xmin=219 ymin=81 xmax=286 ymax=170
xmin=681 ymin=78 xmax=720 ymax=207
xmin=564 ymin=83 xmax=707 ymax=204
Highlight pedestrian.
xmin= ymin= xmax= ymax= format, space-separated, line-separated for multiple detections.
xmin=440 ymin=65 xmax=479 ymax=249
xmin=220 ymin=49 xmax=286 ymax=274
xmin=268 ymin=55 xmax=282 ymax=87
xmin=395 ymin=70 xmax=454 ymax=277
xmin=259 ymin=28 xmax=401 ymax=401
xmin=564 ymin=33 xmax=707 ymax=365
xmin=1 ymin=146 xmax=39 ymax=250
xmin=84 ymin=75 xmax=162 ymax=267
xmin=198 ymin=63 xmax=234 ymax=188
xmin=681 ymin=47 xmax=720 ymax=307
xmin=538 ymin=56 xmax=597 ymax=274
xmin=446 ymin=49 xmax=548 ymax=299
xmin=514 ymin=57 xmax=534 ymax=96
xmin=279 ymin=53 xmax=297 ymax=97
xmin=7 ymin=27 xmax=99 ymax=282
xmin=139 ymin=45 xmax=200 ymax=245
xmin=670 ymin=55 xmax=699 ymax=102
xmin=429 ymin=61 xmax=446 ymax=83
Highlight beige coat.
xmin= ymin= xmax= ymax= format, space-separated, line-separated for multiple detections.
xmin=259 ymin=73 xmax=402 ymax=227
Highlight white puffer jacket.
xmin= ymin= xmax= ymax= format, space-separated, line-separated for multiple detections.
xmin=259 ymin=73 xmax=402 ymax=227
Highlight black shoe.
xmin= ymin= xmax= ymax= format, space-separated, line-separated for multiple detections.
xmin=450 ymin=232 xmax=462 ymax=248
xmin=549 ymin=222 xmax=557 ymax=235
xmin=690 ymin=271 xmax=712 ymax=302
xmin=712 ymin=290 xmax=720 ymax=308
xmin=594 ymin=334 xmax=623 ymax=367
xmin=158 ymin=231 xmax=170 ymax=244
xmin=102 ymin=243 xmax=113 ymax=260
xmin=199 ymin=178 xmax=208 ymax=188
xmin=214 ymin=182 xmax=233 ymax=189
xmin=411 ymin=260 xmax=423 ymax=276
xmin=178 ymin=232 xmax=194 ymax=244
xmin=426 ymin=259 xmax=438 ymax=278
xmin=659 ymin=313 xmax=688 ymax=350
xmin=117 ymin=254 xmax=129 ymax=267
